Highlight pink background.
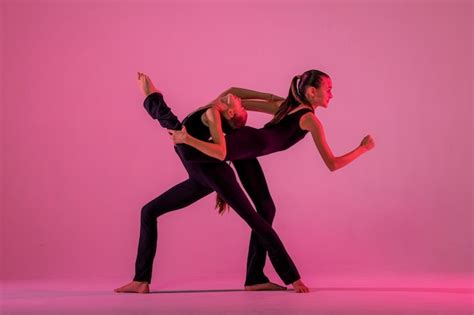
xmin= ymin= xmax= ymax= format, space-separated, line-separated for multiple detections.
xmin=1 ymin=0 xmax=472 ymax=287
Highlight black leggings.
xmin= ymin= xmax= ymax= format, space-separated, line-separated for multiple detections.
xmin=233 ymin=159 xmax=277 ymax=285
xmin=134 ymin=93 xmax=299 ymax=285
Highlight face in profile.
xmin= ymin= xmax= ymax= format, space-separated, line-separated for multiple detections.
xmin=305 ymin=77 xmax=333 ymax=108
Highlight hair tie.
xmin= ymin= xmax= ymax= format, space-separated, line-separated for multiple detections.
xmin=296 ymin=75 xmax=305 ymax=97
xmin=291 ymin=75 xmax=303 ymax=103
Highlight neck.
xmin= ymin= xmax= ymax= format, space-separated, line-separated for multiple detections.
xmin=297 ymin=103 xmax=314 ymax=111
xmin=288 ymin=104 xmax=313 ymax=115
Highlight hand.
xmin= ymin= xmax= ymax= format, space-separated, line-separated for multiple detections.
xmin=169 ymin=126 xmax=189 ymax=144
xmin=360 ymin=134 xmax=375 ymax=151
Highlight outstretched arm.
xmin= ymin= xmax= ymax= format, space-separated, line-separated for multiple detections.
xmin=218 ymin=87 xmax=285 ymax=115
xmin=221 ymin=87 xmax=285 ymax=101
xmin=170 ymin=107 xmax=227 ymax=161
xmin=241 ymin=99 xmax=283 ymax=115
xmin=300 ymin=112 xmax=375 ymax=172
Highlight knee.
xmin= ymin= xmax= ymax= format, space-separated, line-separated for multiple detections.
xmin=141 ymin=203 xmax=160 ymax=222
xmin=258 ymin=199 xmax=276 ymax=222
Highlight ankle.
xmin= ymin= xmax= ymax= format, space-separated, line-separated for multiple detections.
xmin=145 ymin=88 xmax=159 ymax=97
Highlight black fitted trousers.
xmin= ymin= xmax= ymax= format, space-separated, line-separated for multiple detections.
xmin=233 ymin=159 xmax=277 ymax=285
xmin=134 ymin=93 xmax=299 ymax=285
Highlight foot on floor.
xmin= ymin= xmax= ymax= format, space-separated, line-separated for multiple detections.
xmin=245 ymin=282 xmax=287 ymax=291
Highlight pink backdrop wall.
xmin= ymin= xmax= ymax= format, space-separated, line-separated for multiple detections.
xmin=0 ymin=0 xmax=4 ymax=281
xmin=1 ymin=0 xmax=472 ymax=285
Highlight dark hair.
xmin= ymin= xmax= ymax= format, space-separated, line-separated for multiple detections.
xmin=215 ymin=194 xmax=229 ymax=215
xmin=265 ymin=69 xmax=329 ymax=127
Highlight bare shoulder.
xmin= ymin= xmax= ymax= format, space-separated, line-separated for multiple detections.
xmin=207 ymin=107 xmax=227 ymax=134
xmin=299 ymin=111 xmax=321 ymax=130
xmin=205 ymin=106 xmax=220 ymax=121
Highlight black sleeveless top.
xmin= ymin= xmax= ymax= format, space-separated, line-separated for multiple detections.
xmin=182 ymin=107 xmax=233 ymax=142
xmin=179 ymin=108 xmax=313 ymax=162
xmin=223 ymin=108 xmax=313 ymax=160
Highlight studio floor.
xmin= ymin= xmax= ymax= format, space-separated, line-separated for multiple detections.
xmin=1 ymin=276 xmax=473 ymax=315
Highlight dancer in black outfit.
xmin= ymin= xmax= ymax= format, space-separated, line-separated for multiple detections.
xmin=114 ymin=73 xmax=309 ymax=294
xmin=171 ymin=70 xmax=375 ymax=291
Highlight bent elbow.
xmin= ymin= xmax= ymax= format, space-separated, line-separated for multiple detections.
xmin=217 ymin=149 xmax=227 ymax=161
xmin=327 ymin=160 xmax=337 ymax=172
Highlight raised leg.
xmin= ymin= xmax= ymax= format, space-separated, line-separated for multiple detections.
xmin=139 ymin=73 xmax=182 ymax=131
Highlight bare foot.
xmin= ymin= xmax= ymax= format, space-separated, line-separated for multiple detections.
xmin=137 ymin=72 xmax=160 ymax=97
xmin=244 ymin=282 xmax=287 ymax=291
xmin=292 ymin=279 xmax=309 ymax=293
xmin=114 ymin=281 xmax=150 ymax=294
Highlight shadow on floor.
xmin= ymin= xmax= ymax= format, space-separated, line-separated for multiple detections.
xmin=151 ymin=288 xmax=244 ymax=294
xmin=151 ymin=287 xmax=473 ymax=294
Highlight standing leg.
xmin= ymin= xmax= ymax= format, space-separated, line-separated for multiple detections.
xmin=134 ymin=178 xmax=212 ymax=283
xmin=201 ymin=163 xmax=301 ymax=286
xmin=115 ymin=178 xmax=212 ymax=293
xmin=233 ymin=159 xmax=282 ymax=289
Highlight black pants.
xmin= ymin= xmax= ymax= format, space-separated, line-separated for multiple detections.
xmin=233 ymin=159 xmax=277 ymax=285
xmin=134 ymin=93 xmax=299 ymax=285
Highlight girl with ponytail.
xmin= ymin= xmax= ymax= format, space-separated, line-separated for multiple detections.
xmin=172 ymin=70 xmax=375 ymax=293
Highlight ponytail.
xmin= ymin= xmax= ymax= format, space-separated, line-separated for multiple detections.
xmin=265 ymin=75 xmax=302 ymax=127
xmin=291 ymin=75 xmax=304 ymax=104
xmin=265 ymin=70 xmax=329 ymax=127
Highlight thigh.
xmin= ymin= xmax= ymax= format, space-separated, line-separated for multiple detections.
xmin=201 ymin=163 xmax=264 ymax=225
xmin=233 ymin=158 xmax=272 ymax=205
xmin=143 ymin=178 xmax=213 ymax=218
xmin=179 ymin=126 xmax=267 ymax=163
